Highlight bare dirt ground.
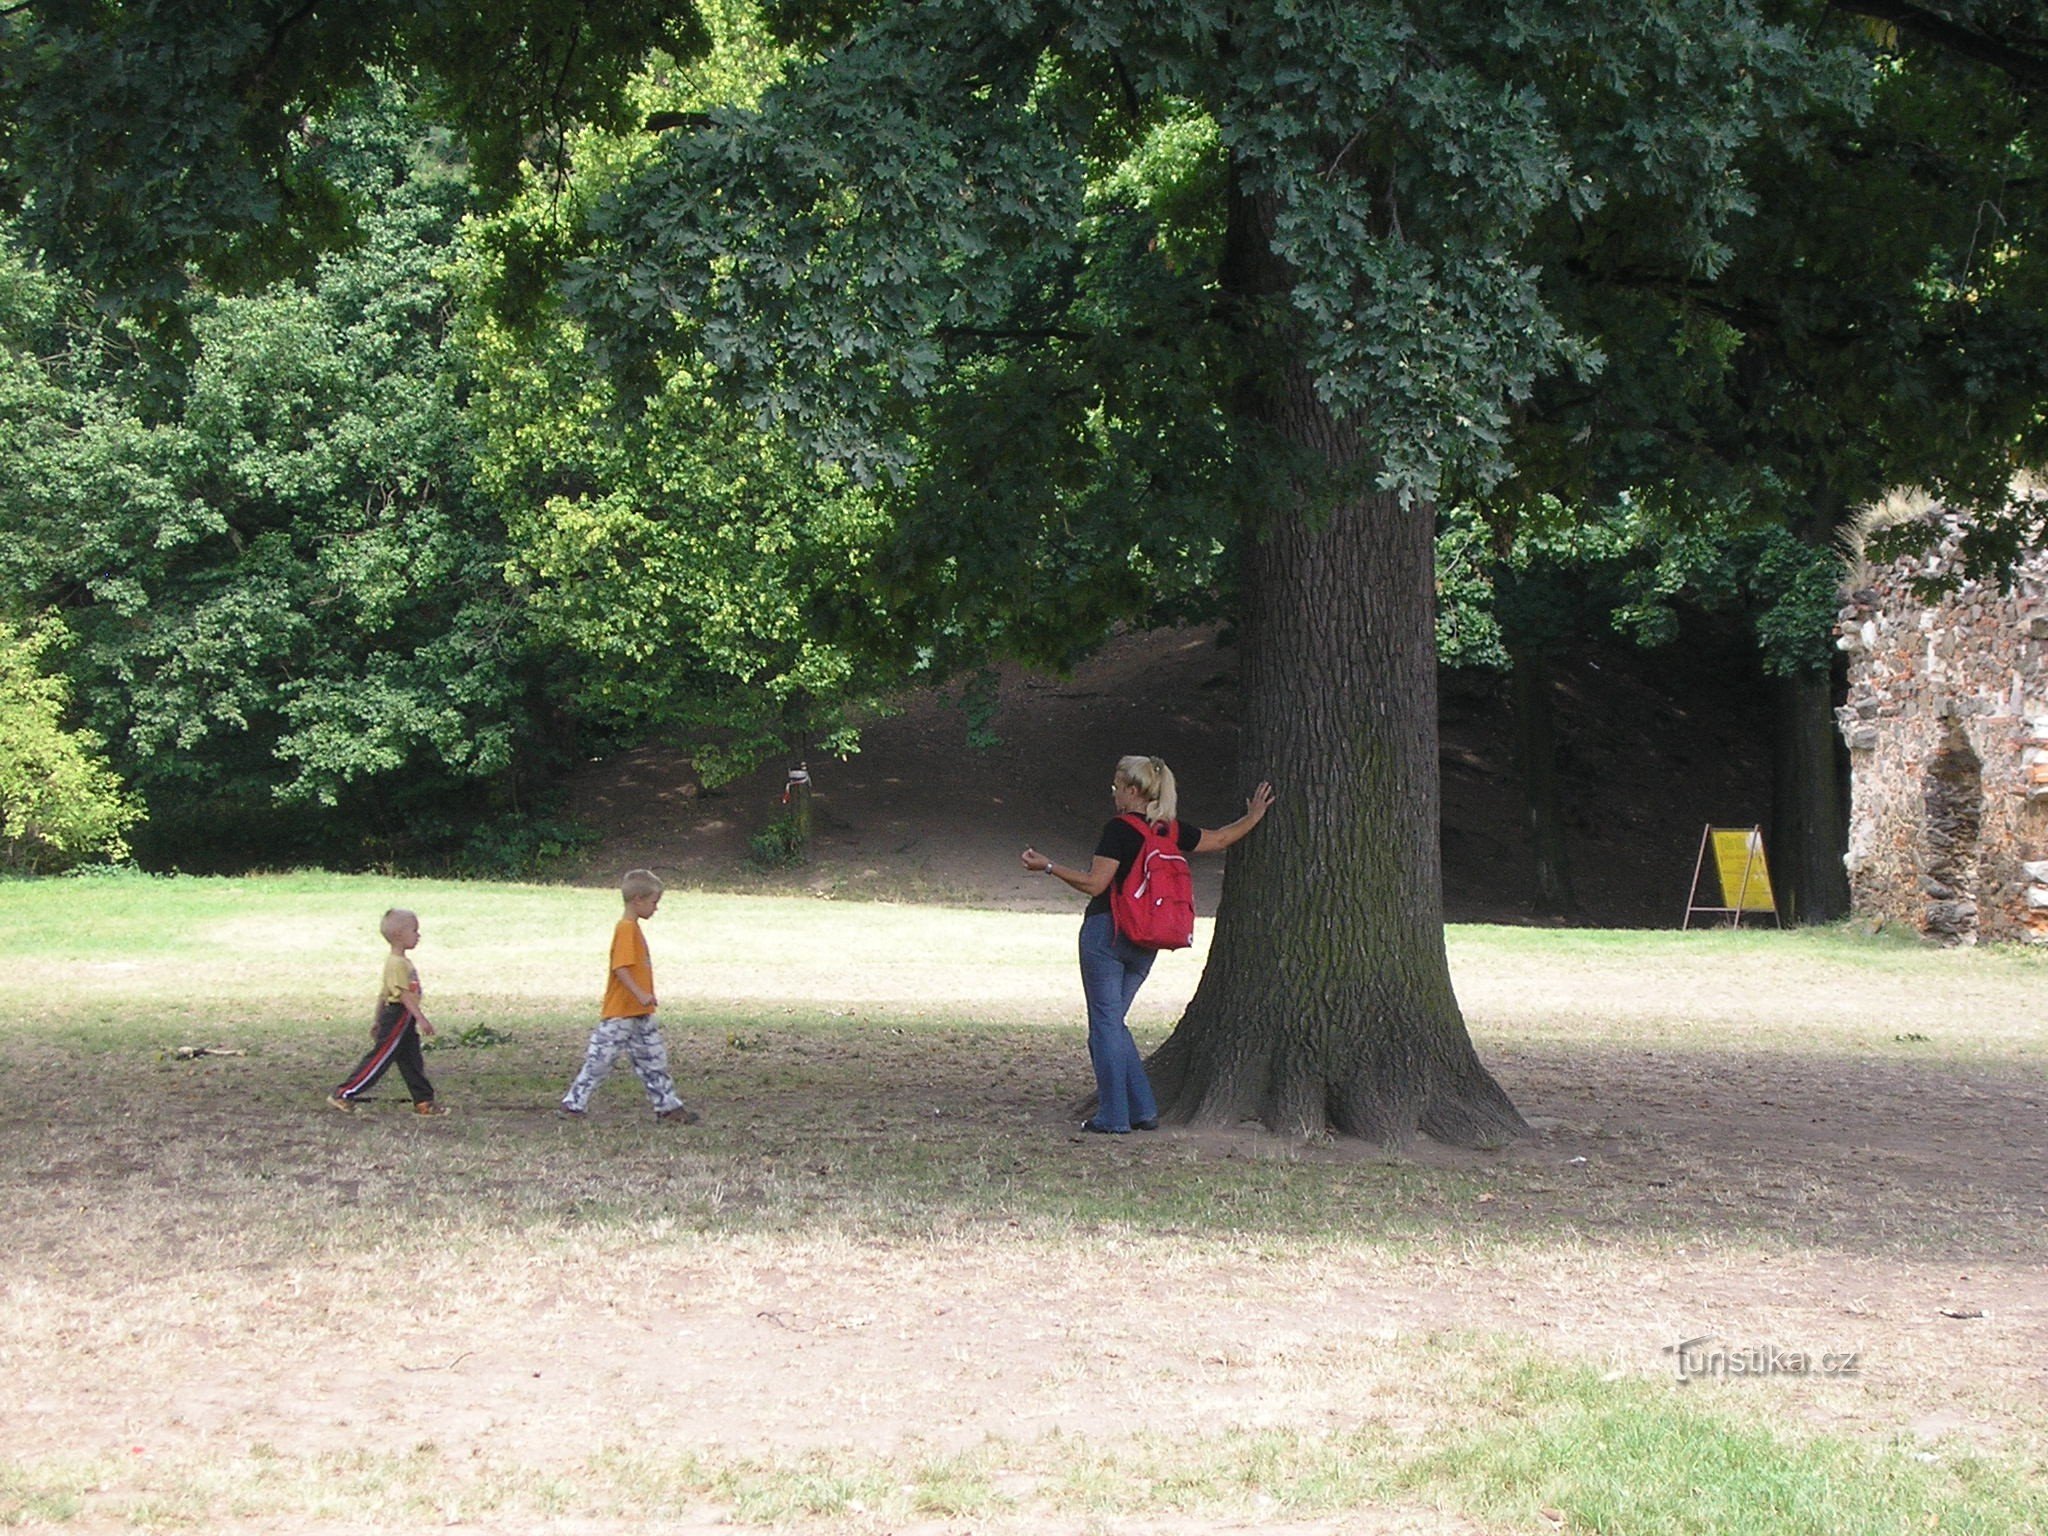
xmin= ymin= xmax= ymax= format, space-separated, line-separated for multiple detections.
xmin=560 ymin=623 xmax=1773 ymax=928
xmin=6 ymin=980 xmax=2047 ymax=1532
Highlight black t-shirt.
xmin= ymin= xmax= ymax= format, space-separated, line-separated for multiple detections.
xmin=1085 ymin=816 xmax=1201 ymax=918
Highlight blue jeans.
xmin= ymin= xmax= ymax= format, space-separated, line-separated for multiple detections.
xmin=1078 ymin=911 xmax=1158 ymax=1132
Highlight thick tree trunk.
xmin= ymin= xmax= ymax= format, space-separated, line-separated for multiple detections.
xmin=1144 ymin=164 xmax=1525 ymax=1147
xmin=1508 ymin=644 xmax=1581 ymax=917
xmin=1765 ymin=495 xmax=1852 ymax=926
xmin=1770 ymin=667 xmax=1850 ymax=924
xmin=1142 ymin=394 xmax=1525 ymax=1144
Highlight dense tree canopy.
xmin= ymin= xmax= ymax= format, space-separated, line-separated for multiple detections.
xmin=1486 ymin=1 xmax=2048 ymax=918
xmin=0 ymin=0 xmax=709 ymax=313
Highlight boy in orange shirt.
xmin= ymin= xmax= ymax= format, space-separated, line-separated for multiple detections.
xmin=558 ymin=869 xmax=698 ymax=1122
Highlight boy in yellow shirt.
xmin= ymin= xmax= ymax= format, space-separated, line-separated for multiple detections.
xmin=327 ymin=908 xmax=444 ymax=1115
xmin=559 ymin=870 xmax=699 ymax=1122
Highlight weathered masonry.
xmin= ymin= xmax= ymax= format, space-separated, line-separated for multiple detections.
xmin=1836 ymin=515 xmax=2048 ymax=945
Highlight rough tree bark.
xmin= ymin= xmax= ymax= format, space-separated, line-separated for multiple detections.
xmin=1767 ymin=499 xmax=1850 ymax=926
xmin=1141 ymin=166 xmax=1527 ymax=1147
xmin=1144 ymin=419 xmax=1528 ymax=1144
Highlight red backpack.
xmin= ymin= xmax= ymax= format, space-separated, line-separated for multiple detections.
xmin=1110 ymin=813 xmax=1195 ymax=950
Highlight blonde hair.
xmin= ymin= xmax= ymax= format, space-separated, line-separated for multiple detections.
xmin=1114 ymin=755 xmax=1177 ymax=824
xmin=378 ymin=908 xmax=417 ymax=941
xmin=620 ymin=868 xmax=664 ymax=901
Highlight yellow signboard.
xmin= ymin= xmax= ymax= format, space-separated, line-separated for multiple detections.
xmin=1684 ymin=824 xmax=1780 ymax=928
xmin=1711 ymin=827 xmax=1776 ymax=915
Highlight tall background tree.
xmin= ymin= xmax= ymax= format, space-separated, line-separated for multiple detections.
xmin=0 ymin=0 xmax=930 ymax=866
xmin=0 ymin=93 xmax=558 ymax=868
xmin=0 ymin=616 xmax=139 ymax=872
xmin=1504 ymin=0 xmax=2048 ymax=921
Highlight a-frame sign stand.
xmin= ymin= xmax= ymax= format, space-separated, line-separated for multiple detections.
xmin=1683 ymin=824 xmax=1782 ymax=929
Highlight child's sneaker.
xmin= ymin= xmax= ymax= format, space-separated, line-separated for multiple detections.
xmin=656 ymin=1105 xmax=700 ymax=1124
xmin=325 ymin=1093 xmax=356 ymax=1115
xmin=557 ymin=1104 xmax=586 ymax=1118
xmin=414 ymin=1101 xmax=447 ymax=1117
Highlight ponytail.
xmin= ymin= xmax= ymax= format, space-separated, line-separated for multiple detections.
xmin=1115 ymin=754 xmax=1178 ymax=825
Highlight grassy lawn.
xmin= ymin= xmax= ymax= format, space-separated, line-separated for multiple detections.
xmin=2 ymin=871 xmax=2045 ymax=1533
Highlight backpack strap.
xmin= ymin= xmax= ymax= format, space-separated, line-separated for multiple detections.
xmin=1117 ymin=813 xmax=1170 ymax=862
xmin=1117 ymin=813 xmax=1177 ymax=886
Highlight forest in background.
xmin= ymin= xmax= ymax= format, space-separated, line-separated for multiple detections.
xmin=2 ymin=0 xmax=2044 ymax=928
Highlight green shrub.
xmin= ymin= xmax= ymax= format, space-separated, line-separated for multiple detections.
xmin=0 ymin=621 xmax=141 ymax=873
xmin=455 ymin=810 xmax=598 ymax=878
xmin=747 ymin=811 xmax=809 ymax=868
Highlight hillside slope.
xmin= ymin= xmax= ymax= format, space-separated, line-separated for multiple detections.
xmin=562 ymin=624 xmax=1775 ymax=927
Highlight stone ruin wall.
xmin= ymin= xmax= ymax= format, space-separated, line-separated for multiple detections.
xmin=1835 ymin=522 xmax=2048 ymax=945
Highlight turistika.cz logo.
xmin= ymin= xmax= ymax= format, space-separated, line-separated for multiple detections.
xmin=1664 ymin=1336 xmax=1862 ymax=1381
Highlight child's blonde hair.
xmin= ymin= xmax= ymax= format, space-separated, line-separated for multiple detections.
xmin=379 ymin=907 xmax=417 ymax=941
xmin=621 ymin=868 xmax=664 ymax=901
xmin=1114 ymin=755 xmax=1177 ymax=825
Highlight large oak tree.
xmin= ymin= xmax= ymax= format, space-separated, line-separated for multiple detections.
xmin=569 ymin=0 xmax=1844 ymax=1142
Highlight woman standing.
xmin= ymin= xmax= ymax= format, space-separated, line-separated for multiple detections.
xmin=1022 ymin=756 xmax=1275 ymax=1133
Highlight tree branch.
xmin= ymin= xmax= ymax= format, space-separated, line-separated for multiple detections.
xmin=245 ymin=0 xmax=326 ymax=95
xmin=1322 ymin=128 xmax=1365 ymax=180
xmin=1108 ymin=50 xmax=1143 ymax=120
xmin=645 ymin=110 xmax=714 ymax=133
xmin=935 ymin=323 xmax=1094 ymax=344
xmin=548 ymin=7 xmax=584 ymax=134
xmin=538 ymin=9 xmax=586 ymax=198
xmin=1826 ymin=0 xmax=2048 ymax=91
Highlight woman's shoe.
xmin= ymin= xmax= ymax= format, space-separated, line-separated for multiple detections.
xmin=1080 ymin=1120 xmax=1129 ymax=1134
xmin=1133 ymin=1118 xmax=1159 ymax=1131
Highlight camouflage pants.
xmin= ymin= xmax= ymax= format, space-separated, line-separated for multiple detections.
xmin=561 ymin=1013 xmax=686 ymax=1115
